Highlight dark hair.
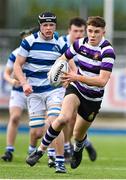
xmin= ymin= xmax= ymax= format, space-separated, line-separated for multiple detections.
xmin=30 ymin=26 xmax=40 ymax=33
xmin=87 ymin=16 xmax=106 ymax=28
xmin=20 ymin=29 xmax=32 ymax=38
xmin=38 ymin=12 xmax=57 ymax=24
xmin=20 ymin=26 xmax=39 ymax=39
xmin=69 ymin=17 xmax=86 ymax=28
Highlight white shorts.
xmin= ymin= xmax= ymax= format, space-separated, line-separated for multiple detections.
xmin=9 ymin=90 xmax=27 ymax=109
xmin=27 ymin=88 xmax=65 ymax=128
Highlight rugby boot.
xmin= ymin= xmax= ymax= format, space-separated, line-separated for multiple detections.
xmin=1 ymin=151 xmax=13 ymax=162
xmin=70 ymin=147 xmax=84 ymax=169
xmin=55 ymin=162 xmax=67 ymax=173
xmin=26 ymin=150 xmax=43 ymax=166
xmin=85 ymin=143 xmax=97 ymax=161
xmin=48 ymin=156 xmax=55 ymax=168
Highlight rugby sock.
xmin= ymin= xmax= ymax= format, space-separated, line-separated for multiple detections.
xmin=6 ymin=145 xmax=14 ymax=152
xmin=84 ymin=137 xmax=92 ymax=148
xmin=28 ymin=145 xmax=37 ymax=154
xmin=74 ymin=134 xmax=87 ymax=152
xmin=42 ymin=125 xmax=60 ymax=147
xmin=55 ymin=155 xmax=65 ymax=164
xmin=64 ymin=142 xmax=71 ymax=153
xmin=47 ymin=147 xmax=56 ymax=158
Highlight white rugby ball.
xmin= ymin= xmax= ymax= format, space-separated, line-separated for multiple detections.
xmin=48 ymin=59 xmax=68 ymax=87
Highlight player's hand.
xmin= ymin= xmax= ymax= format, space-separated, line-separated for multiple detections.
xmin=62 ymin=81 xmax=70 ymax=88
xmin=22 ymin=83 xmax=33 ymax=96
xmin=61 ymin=69 xmax=78 ymax=83
xmin=11 ymin=79 xmax=21 ymax=86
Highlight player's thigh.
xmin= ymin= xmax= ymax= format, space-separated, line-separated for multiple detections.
xmin=46 ymin=88 xmax=65 ymax=117
xmin=27 ymin=93 xmax=46 ymax=128
xmin=30 ymin=126 xmax=46 ymax=137
xmin=9 ymin=106 xmax=23 ymax=118
xmin=9 ymin=90 xmax=26 ymax=110
xmin=60 ymin=93 xmax=80 ymax=121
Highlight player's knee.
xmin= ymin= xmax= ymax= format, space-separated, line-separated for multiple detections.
xmin=30 ymin=128 xmax=43 ymax=139
xmin=57 ymin=114 xmax=71 ymax=127
xmin=35 ymin=131 xmax=43 ymax=139
xmin=10 ymin=114 xmax=20 ymax=126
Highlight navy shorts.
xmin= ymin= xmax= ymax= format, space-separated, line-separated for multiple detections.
xmin=65 ymin=84 xmax=102 ymax=122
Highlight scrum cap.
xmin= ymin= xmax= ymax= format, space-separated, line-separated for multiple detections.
xmin=38 ymin=12 xmax=57 ymax=24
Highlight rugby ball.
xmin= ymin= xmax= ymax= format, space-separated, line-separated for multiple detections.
xmin=48 ymin=59 xmax=68 ymax=87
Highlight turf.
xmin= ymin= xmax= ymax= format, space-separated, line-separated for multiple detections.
xmin=0 ymin=134 xmax=126 ymax=179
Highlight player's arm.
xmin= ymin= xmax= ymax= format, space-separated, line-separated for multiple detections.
xmin=14 ymin=55 xmax=33 ymax=96
xmin=4 ymin=66 xmax=20 ymax=86
xmin=73 ymin=69 xmax=111 ymax=87
xmin=58 ymin=54 xmax=68 ymax=61
xmin=62 ymin=68 xmax=111 ymax=87
xmin=68 ymin=59 xmax=77 ymax=73
xmin=14 ymin=55 xmax=27 ymax=85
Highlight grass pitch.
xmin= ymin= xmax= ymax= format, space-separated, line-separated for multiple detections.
xmin=0 ymin=133 xmax=126 ymax=179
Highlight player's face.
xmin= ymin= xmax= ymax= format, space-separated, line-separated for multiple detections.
xmin=40 ymin=22 xmax=56 ymax=40
xmin=87 ymin=25 xmax=105 ymax=46
xmin=69 ymin=25 xmax=85 ymax=43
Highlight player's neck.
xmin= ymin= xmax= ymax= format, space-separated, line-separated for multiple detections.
xmin=69 ymin=36 xmax=74 ymax=45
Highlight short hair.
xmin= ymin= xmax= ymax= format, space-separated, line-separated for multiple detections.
xmin=20 ymin=29 xmax=31 ymax=38
xmin=20 ymin=26 xmax=39 ymax=39
xmin=69 ymin=17 xmax=86 ymax=28
xmin=87 ymin=16 xmax=106 ymax=28
xmin=30 ymin=26 xmax=40 ymax=33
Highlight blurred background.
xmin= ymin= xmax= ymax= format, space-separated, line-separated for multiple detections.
xmin=0 ymin=0 xmax=126 ymax=133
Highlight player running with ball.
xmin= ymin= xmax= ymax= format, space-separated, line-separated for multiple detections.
xmin=26 ymin=16 xmax=115 ymax=170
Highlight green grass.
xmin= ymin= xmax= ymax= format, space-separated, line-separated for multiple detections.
xmin=0 ymin=134 xmax=126 ymax=179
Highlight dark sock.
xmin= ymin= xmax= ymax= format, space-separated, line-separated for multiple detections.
xmin=42 ymin=125 xmax=61 ymax=147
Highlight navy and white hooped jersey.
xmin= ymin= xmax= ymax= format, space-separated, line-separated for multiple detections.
xmin=65 ymin=37 xmax=116 ymax=102
xmin=60 ymin=34 xmax=71 ymax=47
xmin=6 ymin=48 xmax=23 ymax=92
xmin=18 ymin=31 xmax=68 ymax=93
xmin=59 ymin=34 xmax=78 ymax=66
